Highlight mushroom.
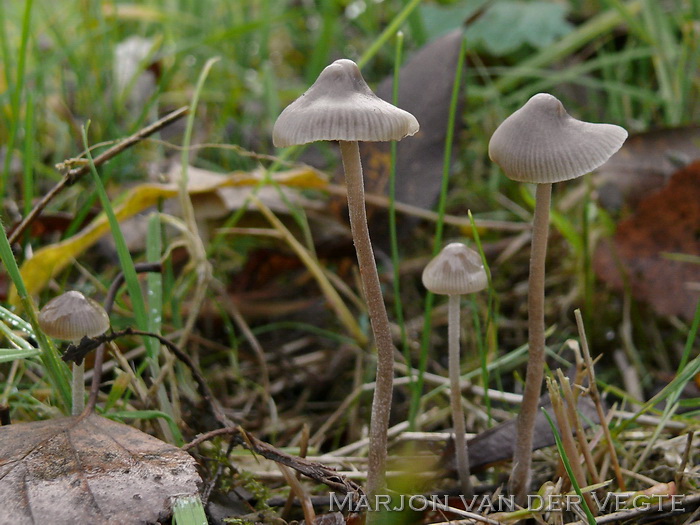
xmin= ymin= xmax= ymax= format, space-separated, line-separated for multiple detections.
xmin=273 ymin=59 xmax=419 ymax=497
xmin=38 ymin=291 xmax=110 ymax=415
xmin=422 ymin=242 xmax=487 ymax=497
xmin=488 ymin=93 xmax=627 ymax=503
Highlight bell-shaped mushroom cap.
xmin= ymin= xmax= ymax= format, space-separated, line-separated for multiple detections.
xmin=488 ymin=93 xmax=628 ymax=184
xmin=422 ymin=243 xmax=488 ymax=296
xmin=273 ymin=59 xmax=419 ymax=147
xmin=38 ymin=291 xmax=110 ymax=341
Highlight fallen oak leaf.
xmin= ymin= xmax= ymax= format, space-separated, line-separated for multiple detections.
xmin=0 ymin=412 xmax=201 ymax=524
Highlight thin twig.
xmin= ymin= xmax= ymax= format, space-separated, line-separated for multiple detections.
xmin=84 ymin=263 xmax=163 ymax=414
xmin=182 ymin=426 xmax=364 ymax=496
xmin=9 ymin=106 xmax=189 ymax=245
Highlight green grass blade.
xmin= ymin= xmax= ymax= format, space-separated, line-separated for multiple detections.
xmin=357 ymin=0 xmax=423 ymax=69
xmin=1 ymin=0 xmax=34 ymax=199
xmin=410 ymin=34 xmax=467 ymax=427
xmin=172 ymin=494 xmax=208 ymax=525
xmin=0 ymin=222 xmax=71 ymax=409
xmin=81 ymin=126 xmax=149 ymax=333
xmin=389 ymin=31 xmax=412 ymax=394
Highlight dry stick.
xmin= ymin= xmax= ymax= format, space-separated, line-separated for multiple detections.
xmin=127 ymin=329 xmax=233 ymax=427
xmin=558 ymin=370 xmax=601 ymax=486
xmin=575 ymin=309 xmax=625 ymax=490
xmin=510 ymin=182 xmax=552 ymax=505
xmin=9 ymin=106 xmax=189 ymax=245
xmin=84 ymin=262 xmax=163 ymax=414
xmin=340 ymin=140 xmax=395 ymax=500
xmin=182 ymin=426 xmax=364 ymax=496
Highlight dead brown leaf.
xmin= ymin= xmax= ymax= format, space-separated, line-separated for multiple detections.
xmin=0 ymin=413 xmax=201 ymax=524
xmin=594 ymin=161 xmax=700 ymax=321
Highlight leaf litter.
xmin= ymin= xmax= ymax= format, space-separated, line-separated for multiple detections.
xmin=0 ymin=412 xmax=201 ymax=524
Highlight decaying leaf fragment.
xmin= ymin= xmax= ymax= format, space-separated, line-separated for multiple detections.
xmin=0 ymin=413 xmax=201 ymax=524
xmin=594 ymin=161 xmax=700 ymax=320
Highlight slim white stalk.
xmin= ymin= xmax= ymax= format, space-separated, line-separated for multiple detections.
xmin=448 ymin=294 xmax=473 ymax=497
xmin=339 ymin=140 xmax=395 ymax=500
xmin=72 ymin=361 xmax=85 ymax=415
xmin=509 ymin=182 xmax=552 ymax=505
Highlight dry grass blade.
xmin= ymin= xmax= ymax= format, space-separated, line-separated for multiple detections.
xmin=558 ymin=369 xmax=601 ymax=486
xmin=250 ymin=194 xmax=366 ymax=343
xmin=547 ymin=375 xmax=596 ymax=514
xmin=575 ymin=309 xmax=626 ymax=491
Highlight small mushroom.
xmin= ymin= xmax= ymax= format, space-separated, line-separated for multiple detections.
xmin=488 ymin=93 xmax=627 ymax=503
xmin=274 ymin=59 xmax=418 ymax=498
xmin=39 ymin=291 xmax=110 ymax=415
xmin=272 ymin=59 xmax=419 ymax=497
xmin=423 ymin=243 xmax=487 ymax=497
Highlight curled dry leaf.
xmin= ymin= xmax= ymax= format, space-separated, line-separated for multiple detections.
xmin=594 ymin=161 xmax=700 ymax=321
xmin=0 ymin=413 xmax=201 ymax=524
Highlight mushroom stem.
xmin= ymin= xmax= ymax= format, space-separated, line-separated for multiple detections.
xmin=72 ymin=361 xmax=85 ymax=415
xmin=448 ymin=294 xmax=473 ymax=498
xmin=509 ymin=182 xmax=552 ymax=504
xmin=339 ymin=140 xmax=394 ymax=499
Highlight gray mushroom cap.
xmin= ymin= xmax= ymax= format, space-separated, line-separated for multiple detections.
xmin=273 ymin=59 xmax=419 ymax=147
xmin=488 ymin=93 xmax=628 ymax=184
xmin=422 ymin=243 xmax=488 ymax=296
xmin=38 ymin=291 xmax=110 ymax=341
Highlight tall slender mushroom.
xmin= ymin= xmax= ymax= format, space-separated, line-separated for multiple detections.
xmin=273 ymin=59 xmax=419 ymax=498
xmin=488 ymin=93 xmax=627 ymax=504
xmin=38 ymin=291 xmax=110 ymax=415
xmin=422 ymin=242 xmax=487 ymax=497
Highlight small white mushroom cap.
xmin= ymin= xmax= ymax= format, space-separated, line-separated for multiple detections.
xmin=422 ymin=243 xmax=488 ymax=296
xmin=488 ymin=93 xmax=628 ymax=184
xmin=273 ymin=59 xmax=419 ymax=147
xmin=38 ymin=291 xmax=110 ymax=341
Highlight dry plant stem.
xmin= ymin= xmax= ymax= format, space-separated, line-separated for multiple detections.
xmin=510 ymin=182 xmax=551 ymax=505
xmin=71 ymin=361 xmax=85 ymax=415
xmin=558 ymin=370 xmax=601 ymax=485
xmin=448 ymin=294 xmax=473 ymax=497
xmin=575 ymin=309 xmax=626 ymax=490
xmin=278 ymin=464 xmax=316 ymax=525
xmin=547 ymin=377 xmax=596 ymax=514
xmin=339 ymin=140 xmax=394 ymax=500
xmin=8 ymin=106 xmax=189 ymax=245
